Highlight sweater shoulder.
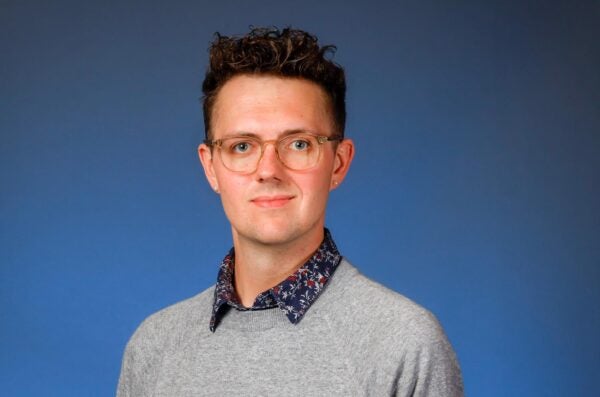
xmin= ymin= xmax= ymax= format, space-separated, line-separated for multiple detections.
xmin=126 ymin=286 xmax=214 ymax=350
xmin=313 ymin=260 xmax=463 ymax=395
xmin=117 ymin=287 xmax=215 ymax=396
xmin=316 ymin=259 xmax=454 ymax=354
xmin=326 ymin=260 xmax=438 ymax=327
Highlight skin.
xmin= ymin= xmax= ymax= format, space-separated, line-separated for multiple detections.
xmin=198 ymin=75 xmax=354 ymax=307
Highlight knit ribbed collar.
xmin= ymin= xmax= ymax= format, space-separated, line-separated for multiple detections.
xmin=210 ymin=228 xmax=342 ymax=332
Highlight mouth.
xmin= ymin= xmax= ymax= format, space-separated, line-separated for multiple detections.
xmin=250 ymin=195 xmax=295 ymax=208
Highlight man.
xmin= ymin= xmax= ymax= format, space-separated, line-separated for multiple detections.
xmin=117 ymin=27 xmax=463 ymax=396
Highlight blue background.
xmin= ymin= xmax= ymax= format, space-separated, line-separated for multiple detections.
xmin=2 ymin=1 xmax=599 ymax=395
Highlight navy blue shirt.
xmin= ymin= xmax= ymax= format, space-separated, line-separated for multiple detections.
xmin=210 ymin=229 xmax=342 ymax=332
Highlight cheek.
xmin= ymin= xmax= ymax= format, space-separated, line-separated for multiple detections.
xmin=296 ymin=174 xmax=332 ymax=209
xmin=216 ymin=174 xmax=247 ymax=210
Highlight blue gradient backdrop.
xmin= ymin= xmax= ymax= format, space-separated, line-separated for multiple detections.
xmin=2 ymin=1 xmax=599 ymax=395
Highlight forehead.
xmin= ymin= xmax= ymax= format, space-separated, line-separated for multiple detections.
xmin=211 ymin=75 xmax=334 ymax=139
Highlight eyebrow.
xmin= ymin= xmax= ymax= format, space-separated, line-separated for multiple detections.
xmin=218 ymin=129 xmax=317 ymax=140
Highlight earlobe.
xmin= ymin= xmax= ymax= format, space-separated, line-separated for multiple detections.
xmin=330 ymin=139 xmax=355 ymax=190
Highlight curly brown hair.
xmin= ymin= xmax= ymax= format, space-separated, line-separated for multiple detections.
xmin=201 ymin=27 xmax=346 ymax=139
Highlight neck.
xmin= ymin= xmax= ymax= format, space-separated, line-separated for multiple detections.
xmin=232 ymin=228 xmax=324 ymax=307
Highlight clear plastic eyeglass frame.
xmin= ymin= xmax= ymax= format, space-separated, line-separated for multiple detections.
xmin=205 ymin=132 xmax=342 ymax=174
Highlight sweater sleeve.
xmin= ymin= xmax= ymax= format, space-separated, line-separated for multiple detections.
xmin=393 ymin=311 xmax=464 ymax=397
xmin=115 ymin=339 xmax=134 ymax=397
xmin=115 ymin=318 xmax=162 ymax=397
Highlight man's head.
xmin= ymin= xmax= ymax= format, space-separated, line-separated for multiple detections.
xmin=197 ymin=27 xmax=354 ymax=249
xmin=201 ymin=27 xmax=346 ymax=140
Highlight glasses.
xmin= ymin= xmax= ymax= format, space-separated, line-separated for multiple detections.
xmin=205 ymin=132 xmax=342 ymax=174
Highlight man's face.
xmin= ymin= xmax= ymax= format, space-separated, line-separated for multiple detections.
xmin=198 ymin=75 xmax=354 ymax=247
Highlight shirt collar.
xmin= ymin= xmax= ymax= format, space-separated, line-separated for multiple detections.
xmin=210 ymin=228 xmax=342 ymax=332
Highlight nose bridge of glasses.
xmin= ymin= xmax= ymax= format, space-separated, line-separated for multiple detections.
xmin=255 ymin=138 xmax=285 ymax=169
xmin=261 ymin=139 xmax=279 ymax=152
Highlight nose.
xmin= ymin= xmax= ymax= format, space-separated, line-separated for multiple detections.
xmin=255 ymin=142 xmax=285 ymax=180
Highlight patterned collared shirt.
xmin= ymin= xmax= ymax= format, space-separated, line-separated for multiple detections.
xmin=210 ymin=229 xmax=342 ymax=332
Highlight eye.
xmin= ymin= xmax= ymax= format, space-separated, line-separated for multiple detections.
xmin=229 ymin=140 xmax=253 ymax=154
xmin=288 ymin=138 xmax=311 ymax=151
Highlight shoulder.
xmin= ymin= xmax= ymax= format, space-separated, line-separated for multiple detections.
xmin=117 ymin=286 xmax=215 ymax=396
xmin=315 ymin=259 xmax=464 ymax=395
xmin=124 ymin=286 xmax=214 ymax=355
xmin=323 ymin=259 xmax=442 ymax=336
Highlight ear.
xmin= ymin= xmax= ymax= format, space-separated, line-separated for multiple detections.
xmin=198 ymin=143 xmax=220 ymax=193
xmin=330 ymin=138 xmax=355 ymax=190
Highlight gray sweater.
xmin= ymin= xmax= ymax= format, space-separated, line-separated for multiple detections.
xmin=117 ymin=260 xmax=464 ymax=396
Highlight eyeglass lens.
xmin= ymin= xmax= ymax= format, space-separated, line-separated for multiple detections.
xmin=219 ymin=134 xmax=322 ymax=172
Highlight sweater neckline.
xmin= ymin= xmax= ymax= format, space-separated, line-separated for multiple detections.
xmin=210 ymin=260 xmax=357 ymax=333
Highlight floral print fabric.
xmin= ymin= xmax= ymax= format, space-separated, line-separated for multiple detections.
xmin=210 ymin=228 xmax=342 ymax=332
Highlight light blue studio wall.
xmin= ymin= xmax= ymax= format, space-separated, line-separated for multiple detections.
xmin=1 ymin=1 xmax=598 ymax=396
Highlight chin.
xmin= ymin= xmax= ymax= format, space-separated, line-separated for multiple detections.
xmin=234 ymin=223 xmax=307 ymax=246
xmin=253 ymin=229 xmax=301 ymax=246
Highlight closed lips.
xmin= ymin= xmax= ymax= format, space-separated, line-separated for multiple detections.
xmin=250 ymin=195 xmax=295 ymax=207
